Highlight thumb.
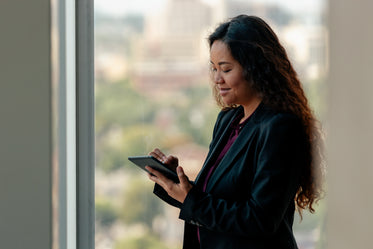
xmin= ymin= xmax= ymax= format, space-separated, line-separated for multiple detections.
xmin=177 ymin=166 xmax=189 ymax=186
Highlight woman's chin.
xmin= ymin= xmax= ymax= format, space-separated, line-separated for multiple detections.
xmin=221 ymin=97 xmax=234 ymax=106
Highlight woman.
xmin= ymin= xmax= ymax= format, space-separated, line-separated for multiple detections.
xmin=146 ymin=15 xmax=324 ymax=249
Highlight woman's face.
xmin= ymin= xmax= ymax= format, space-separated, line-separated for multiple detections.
xmin=210 ymin=40 xmax=256 ymax=107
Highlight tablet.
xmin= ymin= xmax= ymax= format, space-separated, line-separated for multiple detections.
xmin=128 ymin=155 xmax=179 ymax=183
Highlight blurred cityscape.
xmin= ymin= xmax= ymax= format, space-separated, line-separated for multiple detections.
xmin=94 ymin=0 xmax=327 ymax=248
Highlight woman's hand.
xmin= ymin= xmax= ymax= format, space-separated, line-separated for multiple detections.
xmin=149 ymin=148 xmax=178 ymax=171
xmin=146 ymin=165 xmax=193 ymax=203
xmin=147 ymin=148 xmax=192 ymax=203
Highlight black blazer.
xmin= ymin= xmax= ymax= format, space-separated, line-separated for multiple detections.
xmin=154 ymin=103 xmax=307 ymax=249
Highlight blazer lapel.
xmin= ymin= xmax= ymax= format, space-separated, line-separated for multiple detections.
xmin=204 ymin=103 xmax=266 ymax=192
xmin=194 ymin=108 xmax=242 ymax=184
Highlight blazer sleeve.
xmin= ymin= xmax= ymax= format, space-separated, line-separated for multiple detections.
xmin=153 ymin=183 xmax=183 ymax=208
xmin=178 ymin=114 xmax=306 ymax=237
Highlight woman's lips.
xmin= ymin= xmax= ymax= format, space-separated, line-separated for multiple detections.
xmin=219 ymin=88 xmax=230 ymax=96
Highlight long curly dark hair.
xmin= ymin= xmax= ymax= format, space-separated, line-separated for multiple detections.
xmin=208 ymin=15 xmax=325 ymax=215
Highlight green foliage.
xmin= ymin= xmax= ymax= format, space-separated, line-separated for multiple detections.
xmin=96 ymin=143 xmax=128 ymax=172
xmin=95 ymin=79 xmax=154 ymax=135
xmin=95 ymin=78 xmax=218 ymax=172
xmin=95 ymin=198 xmax=118 ymax=227
xmin=96 ymin=124 xmax=170 ymax=172
xmin=95 ymin=78 xmax=162 ymax=172
xmin=119 ymin=178 xmax=162 ymax=228
xmin=121 ymin=125 xmax=165 ymax=159
xmin=293 ymin=199 xmax=326 ymax=231
xmin=303 ymin=77 xmax=327 ymax=122
xmin=174 ymin=85 xmax=219 ymax=147
xmin=114 ymin=234 xmax=171 ymax=249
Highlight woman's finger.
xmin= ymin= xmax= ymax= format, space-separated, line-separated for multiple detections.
xmin=146 ymin=167 xmax=165 ymax=188
xmin=177 ymin=166 xmax=191 ymax=189
xmin=148 ymin=151 xmax=159 ymax=160
xmin=146 ymin=166 xmax=173 ymax=187
xmin=146 ymin=166 xmax=162 ymax=178
xmin=164 ymin=155 xmax=179 ymax=170
xmin=149 ymin=148 xmax=167 ymax=162
xmin=154 ymin=148 xmax=166 ymax=159
xmin=147 ymin=165 xmax=192 ymax=203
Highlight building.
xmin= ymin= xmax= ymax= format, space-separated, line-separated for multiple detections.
xmin=130 ymin=0 xmax=212 ymax=97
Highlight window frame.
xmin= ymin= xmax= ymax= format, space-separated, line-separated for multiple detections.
xmin=76 ymin=0 xmax=95 ymax=248
xmin=51 ymin=0 xmax=94 ymax=248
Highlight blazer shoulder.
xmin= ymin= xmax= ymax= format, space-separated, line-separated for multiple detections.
xmin=253 ymin=104 xmax=301 ymax=127
xmin=260 ymin=111 xmax=300 ymax=126
xmin=255 ymin=109 xmax=305 ymax=144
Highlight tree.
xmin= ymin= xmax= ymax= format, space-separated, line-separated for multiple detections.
xmin=119 ymin=178 xmax=162 ymax=228
xmin=96 ymin=198 xmax=118 ymax=227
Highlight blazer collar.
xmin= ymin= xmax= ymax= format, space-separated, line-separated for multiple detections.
xmin=228 ymin=102 xmax=268 ymax=124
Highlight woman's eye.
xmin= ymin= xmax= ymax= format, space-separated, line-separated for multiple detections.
xmin=223 ymin=69 xmax=231 ymax=73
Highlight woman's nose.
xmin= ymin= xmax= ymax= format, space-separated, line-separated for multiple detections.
xmin=214 ymin=71 xmax=224 ymax=84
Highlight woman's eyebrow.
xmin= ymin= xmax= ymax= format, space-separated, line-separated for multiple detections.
xmin=209 ymin=61 xmax=232 ymax=65
xmin=218 ymin=61 xmax=232 ymax=66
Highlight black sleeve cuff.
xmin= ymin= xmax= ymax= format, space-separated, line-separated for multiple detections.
xmin=153 ymin=183 xmax=182 ymax=208
xmin=179 ymin=186 xmax=207 ymax=224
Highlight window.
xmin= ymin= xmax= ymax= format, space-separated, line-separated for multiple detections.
xmin=94 ymin=1 xmax=328 ymax=248
xmin=51 ymin=0 xmax=94 ymax=248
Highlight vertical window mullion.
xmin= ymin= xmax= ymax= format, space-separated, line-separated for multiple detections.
xmin=51 ymin=0 xmax=77 ymax=248
xmin=76 ymin=0 xmax=95 ymax=248
xmin=66 ymin=0 xmax=77 ymax=248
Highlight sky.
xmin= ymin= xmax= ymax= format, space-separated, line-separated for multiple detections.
xmin=95 ymin=0 xmax=168 ymax=15
xmin=95 ymin=0 xmax=325 ymax=16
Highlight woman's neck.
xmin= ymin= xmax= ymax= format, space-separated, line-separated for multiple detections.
xmin=240 ymin=97 xmax=262 ymax=123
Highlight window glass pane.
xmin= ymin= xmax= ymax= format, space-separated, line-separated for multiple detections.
xmin=94 ymin=1 xmax=327 ymax=248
